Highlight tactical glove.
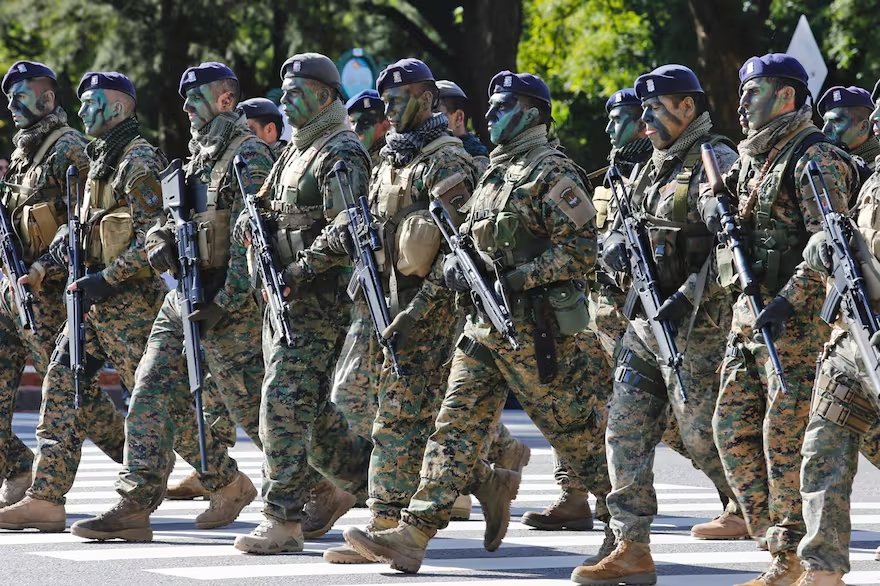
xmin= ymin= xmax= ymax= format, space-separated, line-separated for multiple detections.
xmin=232 ymin=208 xmax=252 ymax=247
xmin=443 ymin=254 xmax=470 ymax=292
xmin=188 ymin=303 xmax=226 ymax=334
xmin=754 ymin=295 xmax=794 ymax=341
xmin=382 ymin=310 xmax=417 ymax=346
xmin=802 ymin=231 xmax=833 ymax=275
xmin=282 ymin=260 xmax=307 ymax=287
xmin=325 ymin=222 xmax=354 ymax=257
xmin=871 ymin=330 xmax=880 ymax=348
xmin=74 ymin=273 xmax=114 ymax=307
xmin=654 ymin=290 xmax=693 ymax=323
xmin=700 ymin=196 xmax=722 ymax=234
xmin=48 ymin=225 xmax=69 ymax=267
xmin=600 ymin=232 xmax=629 ymax=273
xmin=145 ymin=228 xmax=177 ymax=275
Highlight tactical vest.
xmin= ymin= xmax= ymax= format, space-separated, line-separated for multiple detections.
xmin=4 ymin=125 xmax=78 ymax=262
xmin=736 ymin=126 xmax=830 ymax=292
xmin=269 ymin=125 xmax=351 ymax=267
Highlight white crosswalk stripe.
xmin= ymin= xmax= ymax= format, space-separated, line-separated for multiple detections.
xmin=5 ymin=412 xmax=880 ymax=585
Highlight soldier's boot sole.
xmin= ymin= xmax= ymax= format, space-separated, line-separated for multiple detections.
xmin=520 ymin=515 xmax=594 ymax=531
xmin=69 ymin=525 xmax=153 ymax=542
xmin=344 ymin=528 xmax=423 ymax=574
xmin=570 ymin=573 xmax=657 ymax=586
xmin=0 ymin=520 xmax=66 ymax=532
xmin=323 ymin=544 xmax=376 ymax=564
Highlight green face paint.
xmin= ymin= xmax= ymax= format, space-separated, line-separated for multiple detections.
xmin=822 ymin=107 xmax=867 ymax=149
xmin=739 ymin=78 xmax=788 ymax=131
xmin=280 ymin=76 xmax=323 ymax=129
xmin=485 ymin=92 xmax=533 ymax=145
xmin=640 ymin=96 xmax=687 ymax=149
xmin=381 ymin=86 xmax=422 ymax=133
xmin=183 ymin=85 xmax=219 ymax=130
xmin=78 ymin=89 xmax=115 ymax=137
xmin=606 ymin=105 xmax=642 ymax=149
xmin=349 ymin=112 xmax=380 ymax=150
xmin=5 ymin=80 xmax=50 ymax=129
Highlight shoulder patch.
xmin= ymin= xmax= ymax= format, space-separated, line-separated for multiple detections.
xmin=544 ymin=175 xmax=596 ymax=228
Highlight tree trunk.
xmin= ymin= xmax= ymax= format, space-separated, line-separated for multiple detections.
xmin=156 ymin=0 xmax=192 ymax=158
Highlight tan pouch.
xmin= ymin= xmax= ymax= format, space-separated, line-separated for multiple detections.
xmin=396 ymin=210 xmax=441 ymax=277
xmin=592 ymin=185 xmax=614 ymax=229
xmin=21 ymin=203 xmax=60 ymax=258
xmin=99 ymin=210 xmax=135 ymax=266
xmin=193 ymin=209 xmax=231 ymax=269
xmin=471 ymin=216 xmax=497 ymax=255
xmin=715 ymin=243 xmax=738 ymax=290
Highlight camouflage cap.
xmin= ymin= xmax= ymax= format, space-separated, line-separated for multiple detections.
xmin=488 ymin=70 xmax=552 ymax=105
xmin=376 ymin=58 xmax=435 ymax=95
xmin=77 ymin=71 xmax=137 ymax=101
xmin=280 ymin=53 xmax=341 ymax=91
xmin=178 ymin=62 xmax=237 ymax=98
xmin=2 ymin=61 xmax=56 ymax=94
xmin=817 ymin=86 xmax=873 ymax=115
xmin=635 ymin=65 xmax=703 ymax=100
xmin=605 ymin=87 xmax=641 ymax=113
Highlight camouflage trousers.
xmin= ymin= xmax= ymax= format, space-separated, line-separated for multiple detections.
xmin=259 ymin=285 xmax=371 ymax=522
xmin=715 ymin=292 xmax=827 ymax=554
xmin=30 ymin=278 xmax=165 ymax=505
xmin=798 ymin=330 xmax=880 ymax=574
xmin=607 ymin=300 xmax=737 ymax=544
xmin=331 ymin=299 xmax=379 ymax=441
xmin=116 ymin=288 xmax=263 ymax=509
xmin=402 ymin=318 xmax=609 ymax=533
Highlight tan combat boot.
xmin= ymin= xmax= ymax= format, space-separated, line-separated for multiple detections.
xmin=343 ymin=521 xmax=435 ymax=573
xmin=302 ymin=478 xmax=357 ymax=539
xmin=474 ymin=467 xmax=521 ymax=551
xmin=0 ymin=471 xmax=31 ymax=508
xmin=233 ymin=517 xmax=304 ymax=554
xmin=70 ymin=497 xmax=151 ymax=541
xmin=792 ymin=570 xmax=845 ymax=586
xmin=495 ymin=438 xmax=531 ymax=472
xmin=691 ymin=511 xmax=750 ymax=540
xmin=579 ymin=525 xmax=617 ymax=566
xmin=450 ymin=494 xmax=472 ymax=521
xmin=165 ymin=470 xmax=209 ymax=500
xmin=323 ymin=516 xmax=397 ymax=564
xmin=194 ymin=471 xmax=257 ymax=529
xmin=521 ymin=488 xmax=593 ymax=531
xmin=571 ymin=539 xmax=656 ymax=585
xmin=736 ymin=551 xmax=803 ymax=586
xmin=0 ymin=495 xmax=65 ymax=532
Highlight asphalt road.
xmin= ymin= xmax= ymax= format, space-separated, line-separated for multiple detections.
xmin=3 ymin=410 xmax=880 ymax=586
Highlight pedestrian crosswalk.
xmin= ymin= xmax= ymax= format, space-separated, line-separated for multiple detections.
xmin=5 ymin=412 xmax=880 ymax=585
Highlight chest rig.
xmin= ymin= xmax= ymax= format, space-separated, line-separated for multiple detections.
xmin=4 ymin=126 xmax=76 ymax=263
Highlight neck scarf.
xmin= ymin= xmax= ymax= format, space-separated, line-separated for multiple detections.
xmin=381 ymin=112 xmax=450 ymax=168
xmin=650 ymin=111 xmax=713 ymax=173
xmin=488 ymin=124 xmax=549 ymax=167
xmin=292 ymin=100 xmax=348 ymax=150
xmin=188 ymin=111 xmax=249 ymax=179
xmin=738 ymin=102 xmax=814 ymax=158
xmin=85 ymin=116 xmax=141 ymax=180
xmin=10 ymin=107 xmax=68 ymax=170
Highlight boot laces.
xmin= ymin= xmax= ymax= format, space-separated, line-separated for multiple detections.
xmin=761 ymin=553 xmax=794 ymax=580
xmin=252 ymin=519 xmax=274 ymax=537
xmin=103 ymin=498 xmax=137 ymax=519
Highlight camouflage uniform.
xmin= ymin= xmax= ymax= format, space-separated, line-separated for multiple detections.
xmin=398 ymin=124 xmax=609 ymax=533
xmin=29 ymin=120 xmax=168 ymax=505
xmin=116 ymin=114 xmax=270 ymax=510
xmin=0 ymin=108 xmax=124 ymax=488
xmin=330 ymin=299 xmax=379 ymax=441
xmin=712 ymin=113 xmax=855 ymax=555
xmin=604 ymin=116 xmax=740 ymax=545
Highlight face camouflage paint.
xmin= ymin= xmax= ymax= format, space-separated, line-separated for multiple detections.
xmin=381 ymin=86 xmax=423 ymax=133
xmin=6 ymin=80 xmax=50 ymax=129
xmin=486 ymin=92 xmax=534 ymax=145
xmin=739 ymin=78 xmax=789 ymax=131
xmin=349 ymin=111 xmax=382 ymax=150
xmin=183 ymin=84 xmax=220 ymax=131
xmin=823 ymin=107 xmax=869 ymax=149
xmin=281 ymin=76 xmax=323 ymax=129
xmin=606 ymin=105 xmax=642 ymax=149
xmin=78 ymin=89 xmax=116 ymax=137
xmin=640 ymin=96 xmax=687 ymax=149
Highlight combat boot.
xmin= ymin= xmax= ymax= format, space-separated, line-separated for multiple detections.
xmin=70 ymin=497 xmax=151 ymax=541
xmin=495 ymin=438 xmax=531 ymax=472
xmin=580 ymin=525 xmax=617 ymax=566
xmin=165 ymin=470 xmax=209 ymax=500
xmin=0 ymin=495 xmax=65 ymax=532
xmin=194 ymin=471 xmax=257 ymax=529
xmin=474 ymin=467 xmax=521 ymax=551
xmin=570 ymin=539 xmax=656 ymax=585
xmin=735 ymin=551 xmax=803 ymax=586
xmin=691 ymin=511 xmax=749 ymax=540
xmin=792 ymin=570 xmax=845 ymax=586
xmin=233 ymin=517 xmax=304 ymax=554
xmin=344 ymin=521 xmax=435 ymax=573
xmin=521 ymin=488 xmax=593 ymax=531
xmin=302 ymin=478 xmax=357 ymax=539
xmin=323 ymin=516 xmax=397 ymax=564
xmin=0 ymin=471 xmax=31 ymax=508
xmin=450 ymin=494 xmax=472 ymax=521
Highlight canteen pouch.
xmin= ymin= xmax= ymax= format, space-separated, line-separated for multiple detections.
xmin=396 ymin=210 xmax=441 ymax=278
xmin=547 ymin=280 xmax=589 ymax=336
xmin=193 ymin=209 xmax=231 ymax=269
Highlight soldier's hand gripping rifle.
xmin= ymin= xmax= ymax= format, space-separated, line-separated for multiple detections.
xmin=331 ymin=160 xmax=404 ymax=375
xmin=606 ymin=166 xmax=687 ymax=402
xmin=429 ymin=198 xmax=520 ymax=351
xmin=65 ymin=165 xmax=86 ymax=409
xmin=0 ymin=184 xmax=37 ymax=332
xmin=805 ymin=160 xmax=880 ymax=397
xmin=160 ymin=159 xmax=208 ymax=473
xmin=702 ymin=143 xmax=789 ymax=394
xmin=231 ymin=155 xmax=294 ymax=348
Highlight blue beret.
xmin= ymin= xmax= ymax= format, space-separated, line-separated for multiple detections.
xmin=817 ymin=86 xmax=874 ymax=115
xmin=238 ymin=97 xmax=282 ymax=120
xmin=605 ymin=88 xmax=641 ymax=113
xmin=488 ymin=70 xmax=551 ymax=105
xmin=739 ymin=53 xmax=808 ymax=89
xmin=345 ymin=89 xmax=383 ymax=113
xmin=634 ymin=65 xmax=703 ymax=100
xmin=2 ymin=60 xmax=56 ymax=94
xmin=437 ymin=80 xmax=467 ymax=100
xmin=376 ymin=58 xmax=435 ymax=95
xmin=77 ymin=72 xmax=136 ymax=101
xmin=280 ymin=53 xmax=341 ymax=91
xmin=178 ymin=62 xmax=237 ymax=98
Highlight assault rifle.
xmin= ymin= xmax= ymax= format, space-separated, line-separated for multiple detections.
xmin=231 ymin=155 xmax=294 ymax=347
xmin=606 ymin=165 xmax=687 ymax=402
xmin=805 ymin=161 xmax=880 ymax=397
xmin=429 ymin=198 xmax=520 ymax=351
xmin=160 ymin=159 xmax=208 ymax=473
xmin=702 ymin=143 xmax=789 ymax=394
xmin=0 ymin=184 xmax=36 ymax=331
xmin=331 ymin=160 xmax=404 ymax=375
xmin=65 ymin=165 xmax=86 ymax=409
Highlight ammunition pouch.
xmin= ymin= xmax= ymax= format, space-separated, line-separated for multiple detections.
xmin=270 ymin=207 xmax=325 ymax=267
xmin=20 ymin=202 xmax=62 ymax=261
xmin=192 ymin=209 xmax=231 ymax=270
xmin=84 ymin=209 xmax=135 ymax=269
xmin=546 ymin=280 xmax=589 ymax=336
xmin=812 ymin=371 xmax=878 ymax=435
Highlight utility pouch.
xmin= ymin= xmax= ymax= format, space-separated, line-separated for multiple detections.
xmin=714 ymin=243 xmax=739 ymax=290
xmin=193 ymin=209 xmax=231 ymax=269
xmin=396 ymin=210 xmax=441 ymax=277
xmin=547 ymin=280 xmax=588 ymax=336
xmin=98 ymin=210 xmax=134 ymax=266
xmin=21 ymin=202 xmax=60 ymax=260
